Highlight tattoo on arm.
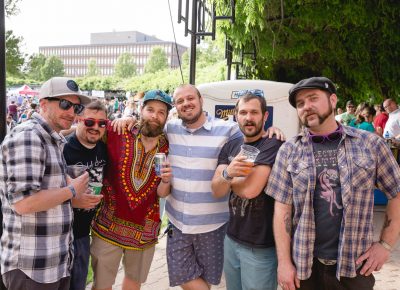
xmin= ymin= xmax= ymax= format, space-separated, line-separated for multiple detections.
xmin=383 ymin=214 xmax=392 ymax=229
xmin=284 ymin=212 xmax=292 ymax=235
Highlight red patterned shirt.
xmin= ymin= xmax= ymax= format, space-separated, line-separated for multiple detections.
xmin=91 ymin=124 xmax=168 ymax=249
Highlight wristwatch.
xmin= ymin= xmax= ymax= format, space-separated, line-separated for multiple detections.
xmin=221 ymin=168 xmax=233 ymax=181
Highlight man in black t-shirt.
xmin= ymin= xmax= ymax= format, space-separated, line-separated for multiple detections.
xmin=211 ymin=90 xmax=283 ymax=290
xmin=63 ymin=100 xmax=106 ymax=290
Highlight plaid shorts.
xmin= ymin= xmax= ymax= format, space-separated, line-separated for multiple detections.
xmin=166 ymin=223 xmax=226 ymax=287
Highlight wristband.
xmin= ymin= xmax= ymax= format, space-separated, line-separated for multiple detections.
xmin=161 ymin=180 xmax=170 ymax=184
xmin=379 ymin=240 xmax=393 ymax=252
xmin=68 ymin=185 xmax=77 ymax=198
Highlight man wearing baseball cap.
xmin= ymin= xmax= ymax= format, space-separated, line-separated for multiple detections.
xmin=0 ymin=77 xmax=92 ymax=290
xmin=90 ymin=90 xmax=173 ymax=290
xmin=265 ymin=76 xmax=400 ymax=290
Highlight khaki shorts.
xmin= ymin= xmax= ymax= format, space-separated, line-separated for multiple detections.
xmin=90 ymin=235 xmax=156 ymax=289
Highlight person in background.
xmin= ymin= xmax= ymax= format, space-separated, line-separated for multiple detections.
xmin=211 ymin=90 xmax=283 ymax=290
xmin=63 ymin=100 xmax=106 ymax=290
xmin=335 ymin=100 xmax=355 ymax=125
xmin=7 ymin=100 xmax=18 ymax=122
xmin=265 ymin=76 xmax=400 ymax=290
xmin=349 ymin=104 xmax=375 ymax=133
xmin=373 ymin=103 xmax=389 ymax=137
xmin=383 ymin=98 xmax=400 ymax=138
xmin=0 ymin=77 xmax=92 ymax=290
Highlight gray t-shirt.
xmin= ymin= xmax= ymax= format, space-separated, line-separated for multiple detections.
xmin=312 ymin=138 xmax=343 ymax=260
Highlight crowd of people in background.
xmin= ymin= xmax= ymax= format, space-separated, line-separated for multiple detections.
xmin=335 ymin=98 xmax=400 ymax=139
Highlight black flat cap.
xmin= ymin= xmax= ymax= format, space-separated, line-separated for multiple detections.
xmin=288 ymin=77 xmax=336 ymax=108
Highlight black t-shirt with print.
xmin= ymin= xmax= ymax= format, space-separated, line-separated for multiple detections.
xmin=218 ymin=136 xmax=283 ymax=248
xmin=312 ymin=138 xmax=343 ymax=260
xmin=63 ymin=133 xmax=107 ymax=239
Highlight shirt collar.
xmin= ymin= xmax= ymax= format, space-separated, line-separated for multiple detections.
xmin=32 ymin=112 xmax=67 ymax=144
xmin=182 ymin=114 xmax=212 ymax=132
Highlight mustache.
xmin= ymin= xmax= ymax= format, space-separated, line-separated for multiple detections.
xmin=243 ymin=121 xmax=256 ymax=126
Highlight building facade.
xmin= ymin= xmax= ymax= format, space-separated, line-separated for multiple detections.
xmin=39 ymin=31 xmax=187 ymax=77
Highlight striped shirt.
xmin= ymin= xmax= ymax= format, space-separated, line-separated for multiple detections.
xmin=0 ymin=113 xmax=73 ymax=283
xmin=165 ymin=116 xmax=241 ymax=234
xmin=265 ymin=125 xmax=400 ymax=280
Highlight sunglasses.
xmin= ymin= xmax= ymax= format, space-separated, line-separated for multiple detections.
xmin=309 ymin=126 xmax=343 ymax=143
xmin=82 ymin=118 xmax=108 ymax=128
xmin=236 ymin=89 xmax=264 ymax=98
xmin=46 ymin=97 xmax=85 ymax=115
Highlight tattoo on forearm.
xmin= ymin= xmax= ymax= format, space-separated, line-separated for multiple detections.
xmin=284 ymin=213 xmax=292 ymax=235
xmin=383 ymin=214 xmax=392 ymax=229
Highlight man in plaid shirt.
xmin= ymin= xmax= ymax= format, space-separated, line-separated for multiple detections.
xmin=0 ymin=77 xmax=92 ymax=290
xmin=265 ymin=77 xmax=400 ymax=290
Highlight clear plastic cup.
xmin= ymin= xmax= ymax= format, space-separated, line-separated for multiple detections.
xmin=67 ymin=164 xmax=87 ymax=178
xmin=240 ymin=144 xmax=260 ymax=162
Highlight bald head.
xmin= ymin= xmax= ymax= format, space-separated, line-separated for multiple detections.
xmin=383 ymin=99 xmax=398 ymax=114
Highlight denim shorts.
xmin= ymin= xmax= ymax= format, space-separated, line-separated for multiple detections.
xmin=224 ymin=235 xmax=277 ymax=290
xmin=166 ymin=223 xmax=226 ymax=286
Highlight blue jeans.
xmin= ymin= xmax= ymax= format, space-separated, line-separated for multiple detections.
xmin=224 ymin=235 xmax=278 ymax=290
xmin=70 ymin=236 xmax=90 ymax=290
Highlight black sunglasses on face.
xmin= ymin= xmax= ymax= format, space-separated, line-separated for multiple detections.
xmin=82 ymin=118 xmax=108 ymax=128
xmin=46 ymin=97 xmax=85 ymax=115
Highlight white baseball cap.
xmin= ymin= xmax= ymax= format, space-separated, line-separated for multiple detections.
xmin=39 ymin=77 xmax=92 ymax=105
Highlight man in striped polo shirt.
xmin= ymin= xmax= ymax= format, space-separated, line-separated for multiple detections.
xmin=160 ymin=84 xmax=284 ymax=289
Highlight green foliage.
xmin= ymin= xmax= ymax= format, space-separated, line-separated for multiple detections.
xmin=216 ymin=0 xmax=400 ymax=104
xmin=40 ymin=55 xmax=65 ymax=80
xmin=6 ymin=30 xmax=25 ymax=76
xmin=75 ymin=76 xmax=120 ymax=91
xmin=144 ymin=47 xmax=169 ymax=74
xmin=26 ymin=53 xmax=47 ymax=81
xmin=86 ymin=59 xmax=99 ymax=77
xmin=5 ymin=0 xmax=21 ymax=17
xmin=114 ymin=53 xmax=137 ymax=78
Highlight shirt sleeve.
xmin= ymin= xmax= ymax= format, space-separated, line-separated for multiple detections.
xmin=228 ymin=122 xmax=243 ymax=142
xmin=254 ymin=137 xmax=284 ymax=166
xmin=375 ymin=137 xmax=400 ymax=198
xmin=2 ymin=129 xmax=46 ymax=204
xmin=264 ymin=141 xmax=294 ymax=204
xmin=217 ymin=141 xmax=231 ymax=166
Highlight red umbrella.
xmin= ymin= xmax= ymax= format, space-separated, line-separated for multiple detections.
xmin=18 ymin=85 xmax=39 ymax=96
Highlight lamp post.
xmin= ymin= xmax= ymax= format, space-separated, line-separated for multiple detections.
xmin=178 ymin=0 xmax=235 ymax=84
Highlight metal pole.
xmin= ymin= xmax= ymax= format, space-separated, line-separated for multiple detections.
xmin=0 ymin=0 xmax=6 ymax=143
xmin=189 ymin=0 xmax=197 ymax=84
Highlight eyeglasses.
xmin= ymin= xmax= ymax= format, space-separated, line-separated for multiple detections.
xmin=236 ymin=89 xmax=264 ymax=98
xmin=309 ymin=126 xmax=343 ymax=143
xmin=46 ymin=97 xmax=85 ymax=115
xmin=82 ymin=118 xmax=108 ymax=128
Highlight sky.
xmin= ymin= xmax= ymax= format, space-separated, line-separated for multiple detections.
xmin=5 ymin=0 xmax=191 ymax=55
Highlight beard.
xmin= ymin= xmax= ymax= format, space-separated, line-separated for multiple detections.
xmin=303 ymin=102 xmax=333 ymax=128
xmin=180 ymin=107 xmax=203 ymax=125
xmin=239 ymin=120 xmax=264 ymax=138
xmin=140 ymin=119 xmax=165 ymax=137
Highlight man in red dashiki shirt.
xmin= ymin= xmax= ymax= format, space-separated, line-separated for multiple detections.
xmin=91 ymin=90 xmax=173 ymax=290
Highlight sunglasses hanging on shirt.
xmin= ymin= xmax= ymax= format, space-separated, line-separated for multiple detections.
xmin=309 ymin=126 xmax=343 ymax=143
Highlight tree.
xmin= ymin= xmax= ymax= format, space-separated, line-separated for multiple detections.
xmin=216 ymin=0 xmax=400 ymax=104
xmin=5 ymin=30 xmax=25 ymax=76
xmin=26 ymin=53 xmax=47 ymax=80
xmin=5 ymin=0 xmax=21 ymax=17
xmin=144 ymin=47 xmax=168 ymax=74
xmin=87 ymin=58 xmax=99 ymax=77
xmin=114 ymin=53 xmax=137 ymax=78
xmin=41 ymin=56 xmax=65 ymax=80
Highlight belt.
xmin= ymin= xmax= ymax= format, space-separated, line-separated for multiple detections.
xmin=318 ymin=258 xmax=337 ymax=266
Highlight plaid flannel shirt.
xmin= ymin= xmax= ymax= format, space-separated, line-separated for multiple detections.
xmin=265 ymin=125 xmax=400 ymax=280
xmin=0 ymin=113 xmax=73 ymax=283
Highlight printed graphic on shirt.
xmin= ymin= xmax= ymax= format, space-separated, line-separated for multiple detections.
xmin=318 ymin=168 xmax=342 ymax=216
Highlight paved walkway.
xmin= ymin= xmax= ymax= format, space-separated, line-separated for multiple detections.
xmin=86 ymin=207 xmax=399 ymax=289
